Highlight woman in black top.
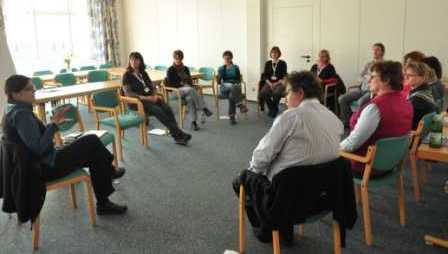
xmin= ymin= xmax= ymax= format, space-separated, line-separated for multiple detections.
xmin=165 ymin=50 xmax=213 ymax=130
xmin=2 ymin=75 xmax=127 ymax=215
xmin=422 ymin=56 xmax=444 ymax=112
xmin=122 ymin=52 xmax=191 ymax=145
xmin=258 ymin=46 xmax=288 ymax=118
xmin=310 ymin=49 xmax=337 ymax=82
xmin=405 ymin=61 xmax=437 ymax=129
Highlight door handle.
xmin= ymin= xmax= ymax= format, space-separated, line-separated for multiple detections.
xmin=301 ymin=55 xmax=311 ymax=59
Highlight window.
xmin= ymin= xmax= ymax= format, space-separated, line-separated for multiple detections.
xmin=3 ymin=0 xmax=95 ymax=74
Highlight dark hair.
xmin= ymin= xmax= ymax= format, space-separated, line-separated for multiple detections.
xmin=127 ymin=51 xmax=146 ymax=73
xmin=222 ymin=50 xmax=233 ymax=58
xmin=403 ymin=51 xmax=425 ymax=64
xmin=422 ymin=56 xmax=442 ymax=80
xmin=370 ymin=61 xmax=404 ymax=91
xmin=4 ymin=75 xmax=31 ymax=102
xmin=270 ymin=46 xmax=282 ymax=58
xmin=373 ymin=42 xmax=385 ymax=55
xmin=287 ymin=71 xmax=321 ymax=100
xmin=173 ymin=50 xmax=184 ymax=60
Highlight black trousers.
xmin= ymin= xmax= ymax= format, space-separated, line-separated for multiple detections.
xmin=45 ymin=135 xmax=115 ymax=202
xmin=142 ymin=100 xmax=182 ymax=136
xmin=258 ymin=83 xmax=286 ymax=113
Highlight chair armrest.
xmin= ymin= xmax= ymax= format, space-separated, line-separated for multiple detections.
xmin=340 ymin=151 xmax=371 ymax=163
xmin=119 ymin=96 xmax=146 ymax=116
xmin=91 ymin=105 xmax=116 ymax=113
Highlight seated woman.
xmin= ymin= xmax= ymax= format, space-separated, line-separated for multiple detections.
xmin=404 ymin=61 xmax=437 ymax=129
xmin=258 ymin=46 xmax=288 ymax=118
xmin=422 ymin=56 xmax=444 ymax=111
xmin=341 ymin=61 xmax=413 ymax=176
xmin=2 ymin=75 xmax=127 ymax=215
xmin=165 ymin=50 xmax=213 ymax=131
xmin=310 ymin=49 xmax=337 ymax=84
xmin=122 ymin=52 xmax=191 ymax=145
xmin=217 ymin=50 xmax=248 ymax=125
xmin=401 ymin=51 xmax=425 ymax=96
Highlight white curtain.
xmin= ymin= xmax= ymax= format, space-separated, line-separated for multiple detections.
xmin=0 ymin=0 xmax=16 ymax=119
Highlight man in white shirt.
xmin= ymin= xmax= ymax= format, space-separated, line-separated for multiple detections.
xmin=249 ymin=71 xmax=343 ymax=181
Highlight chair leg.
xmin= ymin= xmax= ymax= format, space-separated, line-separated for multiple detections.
xmin=239 ymin=185 xmax=246 ymax=254
xmin=142 ymin=123 xmax=149 ymax=148
xmin=112 ymin=140 xmax=118 ymax=168
xmin=272 ymin=230 xmax=281 ymax=254
xmin=84 ymin=179 xmax=97 ymax=226
xmin=360 ymin=184 xmax=373 ymax=245
xmin=333 ymin=221 xmax=342 ymax=254
xmin=116 ymin=130 xmax=123 ymax=162
xmin=297 ymin=224 xmax=305 ymax=239
xmin=397 ymin=174 xmax=406 ymax=226
xmin=32 ymin=216 xmax=40 ymax=250
xmin=355 ymin=185 xmax=361 ymax=205
xmin=69 ymin=184 xmax=77 ymax=209
xmin=410 ymin=154 xmax=421 ymax=202
xmin=213 ymin=87 xmax=219 ymax=120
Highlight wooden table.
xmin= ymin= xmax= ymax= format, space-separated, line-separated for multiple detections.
xmin=34 ymin=80 xmax=121 ymax=123
xmin=107 ymin=67 xmax=203 ymax=81
xmin=416 ymin=125 xmax=448 ymax=249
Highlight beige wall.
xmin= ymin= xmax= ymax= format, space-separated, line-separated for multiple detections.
xmin=118 ymin=0 xmax=448 ymax=100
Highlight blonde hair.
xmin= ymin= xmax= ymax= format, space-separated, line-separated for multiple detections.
xmin=405 ymin=61 xmax=433 ymax=83
xmin=319 ymin=49 xmax=331 ymax=62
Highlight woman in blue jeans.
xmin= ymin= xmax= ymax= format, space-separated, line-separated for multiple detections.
xmin=217 ymin=50 xmax=248 ymax=125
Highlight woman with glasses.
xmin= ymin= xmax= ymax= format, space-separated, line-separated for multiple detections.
xmin=404 ymin=61 xmax=437 ymax=129
xmin=341 ymin=61 xmax=413 ymax=176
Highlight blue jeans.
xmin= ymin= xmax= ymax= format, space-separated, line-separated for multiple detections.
xmin=220 ymin=82 xmax=244 ymax=116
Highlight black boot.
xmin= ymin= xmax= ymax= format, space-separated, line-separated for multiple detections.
xmin=230 ymin=115 xmax=237 ymax=125
xmin=97 ymin=200 xmax=127 ymax=215
xmin=112 ymin=167 xmax=126 ymax=180
xmin=191 ymin=121 xmax=200 ymax=131
xmin=203 ymin=107 xmax=213 ymax=117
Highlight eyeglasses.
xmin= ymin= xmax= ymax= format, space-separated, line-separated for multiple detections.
xmin=404 ymin=73 xmax=419 ymax=78
xmin=369 ymin=74 xmax=380 ymax=80
xmin=23 ymin=86 xmax=36 ymax=92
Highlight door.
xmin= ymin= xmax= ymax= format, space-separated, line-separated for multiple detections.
xmin=267 ymin=0 xmax=320 ymax=72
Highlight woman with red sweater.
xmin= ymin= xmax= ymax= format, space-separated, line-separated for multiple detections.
xmin=341 ymin=61 xmax=413 ymax=176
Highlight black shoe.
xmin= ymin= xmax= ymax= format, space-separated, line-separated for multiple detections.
xmin=191 ymin=121 xmax=200 ymax=131
xmin=183 ymin=132 xmax=192 ymax=142
xmin=280 ymin=225 xmax=294 ymax=247
xmin=97 ymin=200 xmax=127 ymax=215
xmin=112 ymin=167 xmax=126 ymax=180
xmin=230 ymin=116 xmax=237 ymax=125
xmin=203 ymin=108 xmax=213 ymax=117
xmin=174 ymin=136 xmax=188 ymax=146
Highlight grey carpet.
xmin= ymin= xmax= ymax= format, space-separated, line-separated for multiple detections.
xmin=1 ymin=96 xmax=447 ymax=254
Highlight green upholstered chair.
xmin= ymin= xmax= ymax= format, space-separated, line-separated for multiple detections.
xmin=99 ymin=63 xmax=114 ymax=69
xmin=154 ymin=65 xmax=168 ymax=71
xmin=87 ymin=70 xmax=109 ymax=82
xmin=31 ymin=77 xmax=43 ymax=90
xmin=91 ymin=90 xmax=147 ymax=161
xmin=55 ymin=73 xmax=77 ymax=87
xmin=80 ymin=65 xmax=96 ymax=71
xmin=341 ymin=135 xmax=410 ymax=246
xmin=33 ymin=70 xmax=53 ymax=76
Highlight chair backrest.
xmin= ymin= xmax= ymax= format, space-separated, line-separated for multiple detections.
xmin=187 ymin=66 xmax=197 ymax=72
xmin=80 ymin=65 xmax=96 ymax=71
xmin=198 ymin=67 xmax=215 ymax=81
xmin=91 ymin=90 xmax=119 ymax=108
xmin=52 ymin=103 xmax=82 ymax=132
xmin=31 ymin=77 xmax=43 ymax=90
xmin=33 ymin=70 xmax=53 ymax=76
xmin=87 ymin=70 xmax=109 ymax=83
xmin=154 ymin=65 xmax=168 ymax=71
xmin=59 ymin=69 xmax=67 ymax=73
xmin=55 ymin=73 xmax=77 ymax=86
xmin=372 ymin=135 xmax=410 ymax=171
xmin=71 ymin=68 xmax=79 ymax=72
xmin=99 ymin=63 xmax=113 ymax=69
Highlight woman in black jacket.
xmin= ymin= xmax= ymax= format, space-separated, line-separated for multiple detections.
xmin=2 ymin=75 xmax=127 ymax=215
xmin=310 ymin=49 xmax=337 ymax=82
xmin=258 ymin=46 xmax=288 ymax=118
xmin=165 ymin=50 xmax=213 ymax=130
xmin=122 ymin=52 xmax=191 ymax=145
